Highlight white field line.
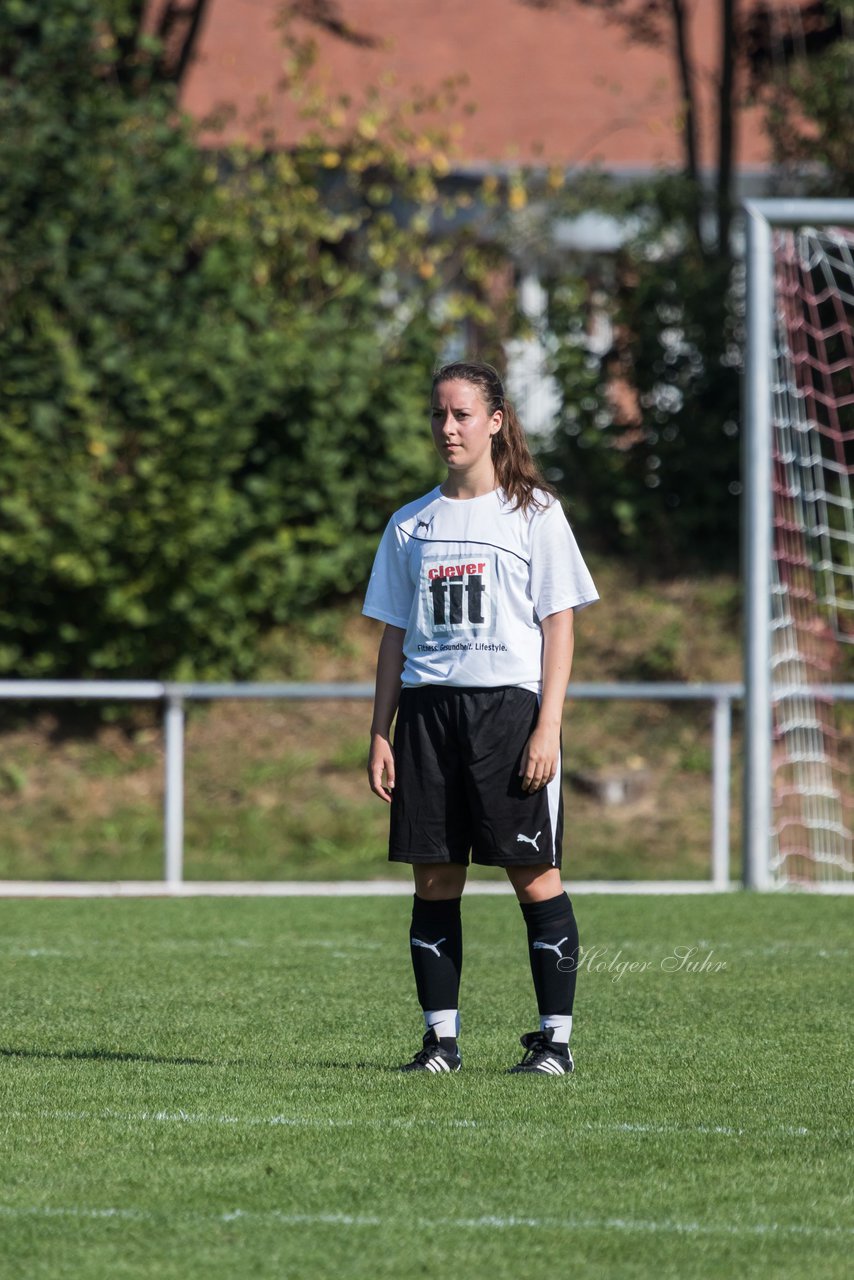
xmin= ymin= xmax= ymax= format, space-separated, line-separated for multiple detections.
xmin=3 ymin=1107 xmax=848 ymax=1141
xmin=0 ymin=1203 xmax=850 ymax=1238
xmin=6 ymin=879 xmax=854 ymax=897
xmin=3 ymin=943 xmax=850 ymax=961
xmin=0 ymin=880 xmax=743 ymax=898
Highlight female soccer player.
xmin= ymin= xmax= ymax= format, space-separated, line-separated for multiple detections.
xmin=363 ymin=361 xmax=598 ymax=1074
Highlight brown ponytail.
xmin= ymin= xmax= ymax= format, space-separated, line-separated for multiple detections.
xmin=432 ymin=361 xmax=557 ymax=514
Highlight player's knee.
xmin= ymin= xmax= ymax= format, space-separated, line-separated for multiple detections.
xmin=413 ymin=864 xmax=467 ymax=899
xmin=506 ymin=864 xmax=563 ymax=903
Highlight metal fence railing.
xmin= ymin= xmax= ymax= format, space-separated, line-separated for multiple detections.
xmin=0 ymin=680 xmax=745 ymax=892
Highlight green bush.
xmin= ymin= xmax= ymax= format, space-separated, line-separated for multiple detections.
xmin=0 ymin=1 xmax=460 ymax=679
xmin=542 ymin=176 xmax=742 ymax=571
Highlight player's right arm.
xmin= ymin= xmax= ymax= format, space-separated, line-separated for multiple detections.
xmin=368 ymin=624 xmax=406 ymax=803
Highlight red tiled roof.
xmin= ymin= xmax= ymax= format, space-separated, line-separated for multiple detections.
xmin=176 ymin=0 xmax=789 ymax=170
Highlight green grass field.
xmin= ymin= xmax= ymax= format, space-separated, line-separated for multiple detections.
xmin=1 ymin=893 xmax=852 ymax=1279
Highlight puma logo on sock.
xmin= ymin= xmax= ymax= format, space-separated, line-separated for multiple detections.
xmin=410 ymin=936 xmax=446 ymax=958
xmin=532 ymin=936 xmax=569 ymax=959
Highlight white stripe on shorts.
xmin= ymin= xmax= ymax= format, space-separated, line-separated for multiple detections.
xmin=545 ymin=743 xmax=562 ymax=866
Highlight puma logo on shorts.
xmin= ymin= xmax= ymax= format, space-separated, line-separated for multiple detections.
xmin=388 ymin=686 xmax=563 ymax=869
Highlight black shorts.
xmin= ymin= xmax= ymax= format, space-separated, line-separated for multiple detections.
xmin=389 ymin=685 xmax=564 ymax=868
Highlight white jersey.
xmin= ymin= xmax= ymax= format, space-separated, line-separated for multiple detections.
xmin=362 ymin=486 xmax=598 ymax=691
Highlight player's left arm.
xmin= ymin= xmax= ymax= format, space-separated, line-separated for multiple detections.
xmin=519 ymin=608 xmax=575 ymax=793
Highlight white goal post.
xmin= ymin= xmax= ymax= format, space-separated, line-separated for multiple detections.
xmin=743 ymin=199 xmax=854 ymax=891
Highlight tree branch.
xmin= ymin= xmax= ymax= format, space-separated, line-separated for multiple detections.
xmin=669 ymin=0 xmax=699 ymax=182
xmin=155 ymin=1 xmax=210 ymax=87
xmin=668 ymin=0 xmax=704 ymax=250
xmin=281 ymin=0 xmax=381 ymax=48
xmin=716 ymin=0 xmax=735 ymax=256
xmin=112 ymin=0 xmax=147 ymax=93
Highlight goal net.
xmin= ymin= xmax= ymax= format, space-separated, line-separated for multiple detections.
xmin=768 ymin=222 xmax=854 ymax=886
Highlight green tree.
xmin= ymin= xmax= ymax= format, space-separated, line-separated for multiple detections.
xmin=748 ymin=0 xmax=854 ymax=193
xmin=0 ymin=0 xmax=486 ymax=679
xmin=523 ymin=1 xmax=848 ymax=567
xmin=254 ymin=1 xmax=851 ymax=567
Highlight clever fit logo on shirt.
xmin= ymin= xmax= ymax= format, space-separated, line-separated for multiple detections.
xmin=417 ymin=554 xmax=498 ymax=640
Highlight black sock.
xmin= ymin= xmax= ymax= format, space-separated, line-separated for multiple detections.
xmin=409 ymin=894 xmax=463 ymax=1034
xmin=519 ymin=891 xmax=579 ymax=1017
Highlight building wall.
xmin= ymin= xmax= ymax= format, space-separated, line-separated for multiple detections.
xmin=177 ymin=0 xmax=791 ymax=172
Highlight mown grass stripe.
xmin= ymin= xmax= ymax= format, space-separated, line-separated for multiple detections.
xmin=0 ymin=1204 xmax=851 ymax=1238
xmin=2 ymin=896 xmax=851 ymax=1278
xmin=3 ymin=1107 xmax=847 ymax=1139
